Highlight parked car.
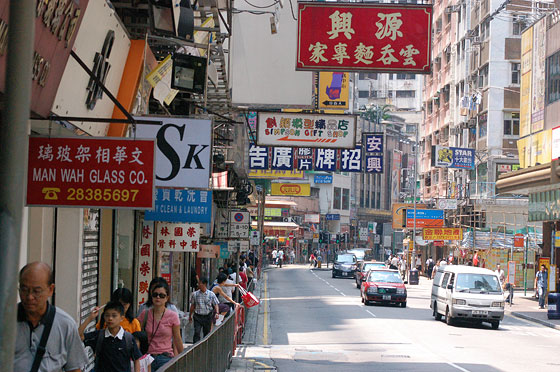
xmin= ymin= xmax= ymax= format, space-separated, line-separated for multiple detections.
xmin=346 ymin=248 xmax=372 ymax=263
xmin=431 ymin=265 xmax=504 ymax=329
xmin=361 ymin=269 xmax=407 ymax=307
xmin=332 ymin=254 xmax=358 ymax=278
xmin=355 ymin=261 xmax=387 ymax=288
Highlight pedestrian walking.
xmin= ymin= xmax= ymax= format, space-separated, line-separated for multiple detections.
xmin=80 ymin=287 xmax=141 ymax=334
xmin=535 ymin=264 xmax=548 ymax=309
xmin=415 ymin=254 xmax=422 ymax=273
xmin=189 ymin=278 xmax=220 ymax=343
xmin=15 ymin=262 xmax=89 ymax=372
xmin=309 ymin=252 xmax=316 ymax=267
xmin=272 ymin=248 xmax=278 ymax=266
xmin=80 ymin=301 xmax=142 ymax=372
xmin=432 ymin=260 xmax=440 ymax=279
xmin=137 ymin=277 xmax=182 ymax=317
xmin=390 ymin=255 xmax=399 ymax=270
xmin=138 ymin=280 xmax=183 ymax=370
xmin=278 ymin=249 xmax=285 ymax=267
xmin=495 ymin=264 xmax=505 ymax=286
xmin=426 ymin=257 xmax=434 ymax=279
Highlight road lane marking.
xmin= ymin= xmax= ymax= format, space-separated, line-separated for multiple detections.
xmin=365 ymin=310 xmax=377 ymax=318
xmin=447 ymin=362 xmax=471 ymax=372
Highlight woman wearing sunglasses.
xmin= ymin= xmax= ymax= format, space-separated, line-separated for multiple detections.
xmin=137 ymin=277 xmax=181 ymax=317
xmin=137 ymin=280 xmax=183 ymax=370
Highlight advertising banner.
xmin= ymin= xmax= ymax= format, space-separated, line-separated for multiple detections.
xmin=314 ymin=174 xmax=333 ymax=184
xmin=319 ymin=72 xmax=349 ymax=109
xmin=27 ymin=136 xmax=155 ymax=209
xmin=137 ymin=221 xmax=154 ymax=308
xmin=271 ymin=183 xmax=311 ymax=196
xmin=248 ymin=169 xmax=305 ymax=179
xmin=531 ymin=17 xmax=546 ymax=134
xmin=198 ymin=244 xmax=220 ymax=259
xmin=423 ymin=228 xmax=463 ymax=241
xmin=326 ymin=213 xmax=340 ymax=220
xmin=304 ymin=214 xmax=320 ymax=223
xmin=520 ymin=26 xmax=533 ymax=138
xmin=392 ymin=203 xmax=427 ymax=229
xmin=145 ymin=189 xmax=212 ymax=223
xmin=552 ymin=126 xmax=560 ymax=161
xmin=297 ymin=3 xmax=432 ymax=73
xmin=391 ymin=150 xmax=402 ymax=202
xmin=0 ymin=0 xmax=88 ymax=117
xmin=135 ymin=117 xmax=212 ymax=189
xmin=257 ymin=112 xmax=356 ymax=149
xmin=406 ymin=209 xmax=444 ymax=228
xmin=433 ymin=146 xmax=475 ymax=169
xmin=156 ymin=222 xmax=200 ymax=252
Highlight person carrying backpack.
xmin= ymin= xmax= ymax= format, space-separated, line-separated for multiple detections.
xmin=81 ymin=301 xmax=142 ymax=372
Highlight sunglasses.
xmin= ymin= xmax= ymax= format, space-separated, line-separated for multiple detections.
xmin=152 ymin=292 xmax=167 ymax=299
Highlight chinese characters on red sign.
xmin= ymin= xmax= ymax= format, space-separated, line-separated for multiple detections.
xmin=26 ymin=137 xmax=155 ymax=208
xmin=137 ymin=221 xmax=154 ymax=308
xmin=156 ymin=222 xmax=200 ymax=252
xmin=297 ymin=3 xmax=433 ymax=73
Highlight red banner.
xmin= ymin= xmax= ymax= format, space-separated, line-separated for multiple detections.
xmin=297 ymin=3 xmax=432 ymax=73
xmin=27 ymin=137 xmax=155 ymax=208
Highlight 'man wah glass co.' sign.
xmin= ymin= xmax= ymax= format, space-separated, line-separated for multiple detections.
xmin=257 ymin=112 xmax=357 ymax=149
xmin=296 ymin=3 xmax=433 ymax=73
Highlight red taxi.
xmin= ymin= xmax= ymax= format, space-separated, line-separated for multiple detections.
xmin=361 ymin=269 xmax=407 ymax=307
xmin=355 ymin=261 xmax=386 ymax=288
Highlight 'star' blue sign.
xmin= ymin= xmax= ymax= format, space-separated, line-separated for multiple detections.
xmin=314 ymin=174 xmax=333 ymax=184
xmin=145 ymin=189 xmax=212 ymax=223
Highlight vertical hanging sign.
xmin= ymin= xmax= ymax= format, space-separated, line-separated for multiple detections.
xmin=137 ymin=221 xmax=154 ymax=309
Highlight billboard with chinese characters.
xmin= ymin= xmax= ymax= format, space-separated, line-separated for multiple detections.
xmin=423 ymin=228 xmax=463 ymax=241
xmin=248 ymin=169 xmax=305 ymax=179
xmin=271 ymin=183 xmax=311 ymax=197
xmin=137 ymin=221 xmax=154 ymax=308
xmin=319 ymin=72 xmax=349 ymax=109
xmin=432 ymin=146 xmax=474 ymax=169
xmin=248 ymin=144 xmax=362 ymax=172
xmin=26 ymin=137 xmax=155 ymax=209
xmin=363 ymin=132 xmax=384 ymax=173
xmin=297 ymin=2 xmax=432 ymax=73
xmin=257 ymin=112 xmax=356 ymax=149
xmin=145 ymin=189 xmax=212 ymax=223
xmin=135 ymin=117 xmax=212 ymax=189
xmin=156 ymin=222 xmax=200 ymax=252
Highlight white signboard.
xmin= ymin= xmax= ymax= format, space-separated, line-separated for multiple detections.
xmin=228 ymin=240 xmax=250 ymax=252
xmin=550 ymin=265 xmax=557 ymax=292
xmin=552 ymin=126 xmax=560 ymax=161
xmin=257 ymin=112 xmax=357 ymax=149
xmin=135 ymin=117 xmax=212 ymax=188
xmin=156 ymin=222 xmax=200 ymax=252
xmin=229 ymin=210 xmax=250 ymax=238
xmin=437 ymin=198 xmax=458 ymax=210
xmin=508 ymin=261 xmax=516 ymax=285
xmin=250 ymin=231 xmax=261 ymax=245
xmin=359 ymin=227 xmax=368 ymax=241
xmin=304 ymin=214 xmax=320 ymax=223
xmin=384 ymin=235 xmax=392 ymax=247
xmin=137 ymin=221 xmax=154 ymax=308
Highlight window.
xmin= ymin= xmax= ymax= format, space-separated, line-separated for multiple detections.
xmin=511 ymin=63 xmax=520 ymax=84
xmin=547 ymin=51 xmax=560 ymax=104
xmin=371 ymin=90 xmax=378 ymax=98
xmin=359 ymin=73 xmax=378 ymax=79
xmin=333 ymin=187 xmax=341 ymax=209
xmin=388 ymin=91 xmax=393 ymax=98
xmin=396 ymin=73 xmax=415 ymax=79
xmin=389 ymin=74 xmax=394 ymax=80
xmin=478 ymin=65 xmax=488 ymax=88
xmin=396 ymin=90 xmax=416 ymax=98
xmin=342 ymin=188 xmax=350 ymax=210
xmin=358 ymin=90 xmax=369 ymax=98
xmin=504 ymin=113 xmax=520 ymax=135
xmin=513 ymin=15 xmax=525 ymax=36
xmin=441 ymin=273 xmax=450 ymax=288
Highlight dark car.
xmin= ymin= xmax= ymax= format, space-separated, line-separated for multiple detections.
xmin=361 ymin=269 xmax=407 ymax=307
xmin=332 ymin=254 xmax=358 ymax=278
xmin=355 ymin=261 xmax=387 ymax=288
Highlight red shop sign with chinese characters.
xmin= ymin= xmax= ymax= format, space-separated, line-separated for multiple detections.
xmin=27 ymin=136 xmax=155 ymax=208
xmin=296 ymin=2 xmax=433 ymax=73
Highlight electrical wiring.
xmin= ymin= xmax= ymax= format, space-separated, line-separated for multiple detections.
xmin=232 ymin=8 xmax=275 ymax=15
xmin=243 ymin=0 xmax=279 ymax=8
xmin=288 ymin=0 xmax=297 ymax=21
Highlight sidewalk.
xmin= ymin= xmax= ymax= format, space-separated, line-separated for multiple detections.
xmin=503 ymin=291 xmax=560 ymax=330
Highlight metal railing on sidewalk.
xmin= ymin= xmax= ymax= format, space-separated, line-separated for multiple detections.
xmin=159 ymin=305 xmax=246 ymax=372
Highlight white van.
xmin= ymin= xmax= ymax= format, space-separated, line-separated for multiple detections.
xmin=431 ymin=265 xmax=505 ymax=329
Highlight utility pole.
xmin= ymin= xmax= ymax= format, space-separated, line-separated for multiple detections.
xmin=0 ymin=0 xmax=35 ymax=367
xmin=411 ymin=123 xmax=419 ymax=272
xmin=257 ymin=186 xmax=265 ymax=277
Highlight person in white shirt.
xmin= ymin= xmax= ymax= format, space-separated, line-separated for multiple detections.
xmin=278 ymin=250 xmax=285 ymax=268
xmin=496 ymin=264 xmax=506 ymax=286
xmin=390 ymin=255 xmax=399 ymax=270
xmin=271 ymin=249 xmax=278 ymax=266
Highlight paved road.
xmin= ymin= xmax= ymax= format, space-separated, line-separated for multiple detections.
xmin=255 ymin=264 xmax=560 ymax=372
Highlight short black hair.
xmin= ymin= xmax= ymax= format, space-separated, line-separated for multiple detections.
xmin=200 ymin=278 xmax=209 ymax=285
xmin=217 ymin=273 xmax=228 ymax=284
xmin=132 ymin=331 xmax=149 ymax=355
xmin=104 ymin=301 xmax=125 ymax=316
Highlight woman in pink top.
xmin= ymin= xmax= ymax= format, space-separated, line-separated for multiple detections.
xmin=138 ymin=281 xmax=183 ymax=371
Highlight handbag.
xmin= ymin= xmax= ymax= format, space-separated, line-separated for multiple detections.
xmin=239 ymin=287 xmax=260 ymax=308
